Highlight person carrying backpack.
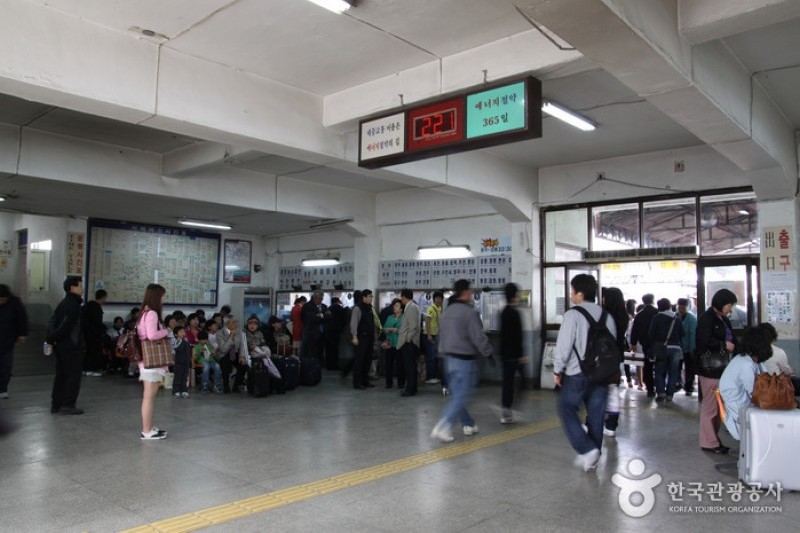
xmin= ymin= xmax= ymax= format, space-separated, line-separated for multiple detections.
xmin=553 ymin=274 xmax=618 ymax=472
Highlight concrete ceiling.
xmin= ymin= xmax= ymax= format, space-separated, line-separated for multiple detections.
xmin=0 ymin=175 xmax=328 ymax=237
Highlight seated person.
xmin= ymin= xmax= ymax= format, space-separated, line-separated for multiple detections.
xmin=719 ymin=326 xmax=773 ymax=440
xmin=193 ymin=331 xmax=222 ymax=394
xmin=759 ymin=323 xmax=800 ymax=392
xmin=261 ymin=316 xmax=290 ymax=354
xmin=245 ymin=315 xmax=271 ymax=358
xmin=205 ymin=320 xmax=220 ymax=351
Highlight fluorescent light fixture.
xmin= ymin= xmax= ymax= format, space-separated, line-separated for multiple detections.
xmin=302 ymin=258 xmax=340 ymax=267
xmin=306 ymin=0 xmax=353 ymax=14
xmin=31 ymin=239 xmax=53 ymax=251
xmin=541 ymin=99 xmax=596 ymax=131
xmin=738 ymin=210 xmax=750 ymax=216
xmin=309 ymin=218 xmax=354 ymax=229
xmin=418 ymin=244 xmax=471 ymax=260
xmin=178 ymin=220 xmax=232 ymax=231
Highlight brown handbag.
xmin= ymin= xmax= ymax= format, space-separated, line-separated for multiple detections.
xmin=140 ymin=337 xmax=174 ymax=369
xmin=752 ymin=372 xmax=797 ymax=410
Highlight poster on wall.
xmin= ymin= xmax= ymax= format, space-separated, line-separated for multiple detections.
xmin=480 ymin=236 xmax=512 ymax=254
xmin=66 ymin=232 xmax=86 ymax=276
xmin=223 ymin=239 xmax=252 ymax=284
xmin=0 ymin=240 xmax=12 ymax=257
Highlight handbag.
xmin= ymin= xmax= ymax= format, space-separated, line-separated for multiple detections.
xmin=752 ymin=372 xmax=796 ymax=409
xmin=116 ymin=331 xmax=142 ymax=362
xmin=697 ymin=349 xmax=730 ymax=379
xmin=140 ymin=337 xmax=174 ymax=369
xmin=651 ymin=316 xmax=678 ymax=363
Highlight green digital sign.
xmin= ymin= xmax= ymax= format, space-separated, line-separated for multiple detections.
xmin=466 ymin=81 xmax=527 ymax=139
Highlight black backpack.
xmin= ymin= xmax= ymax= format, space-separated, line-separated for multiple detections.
xmin=570 ymin=306 xmax=621 ymax=384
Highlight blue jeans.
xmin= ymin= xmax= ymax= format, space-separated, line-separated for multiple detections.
xmin=424 ymin=335 xmax=438 ymax=379
xmin=557 ymin=373 xmax=606 ymax=454
xmin=202 ymin=360 xmax=222 ymax=391
xmin=438 ymin=357 xmax=477 ymax=428
xmin=655 ymin=346 xmax=682 ymax=396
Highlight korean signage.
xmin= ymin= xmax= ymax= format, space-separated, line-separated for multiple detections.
xmin=66 ymin=232 xmax=85 ymax=276
xmin=359 ymin=112 xmax=405 ymax=163
xmin=466 ymin=81 xmax=526 ymax=139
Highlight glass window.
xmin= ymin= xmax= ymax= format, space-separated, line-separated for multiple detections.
xmin=545 ymin=267 xmax=566 ymax=324
xmin=699 ymin=193 xmax=758 ymax=255
xmin=642 ymin=198 xmax=697 ymax=248
xmin=703 ymin=265 xmax=749 ymax=329
xmin=591 ymin=203 xmax=639 ymax=251
xmin=545 ymin=209 xmax=588 ymax=262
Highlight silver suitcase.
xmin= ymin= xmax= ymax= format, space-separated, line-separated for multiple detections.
xmin=738 ymin=406 xmax=800 ymax=490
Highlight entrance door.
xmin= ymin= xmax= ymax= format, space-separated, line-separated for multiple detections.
xmin=698 ymin=258 xmax=759 ymax=331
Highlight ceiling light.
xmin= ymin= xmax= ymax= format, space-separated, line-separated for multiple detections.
xmin=309 ymin=218 xmax=354 ymax=229
xmin=541 ymin=99 xmax=596 ymax=131
xmin=178 ymin=220 xmax=232 ymax=231
xmin=306 ymin=0 xmax=353 ymax=14
xmin=418 ymin=241 xmax=472 ymax=260
xmin=738 ymin=210 xmax=750 ymax=216
xmin=302 ymin=258 xmax=341 ymax=267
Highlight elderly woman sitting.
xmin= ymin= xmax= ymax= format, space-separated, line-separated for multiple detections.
xmin=718 ymin=326 xmax=773 ymax=440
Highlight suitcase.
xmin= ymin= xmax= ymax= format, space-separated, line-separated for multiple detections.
xmin=738 ymin=406 xmax=800 ymax=490
xmin=269 ymin=356 xmax=287 ymax=394
xmin=300 ymin=357 xmax=322 ymax=386
xmin=248 ymin=359 xmax=271 ymax=398
xmin=274 ymin=356 xmax=299 ymax=391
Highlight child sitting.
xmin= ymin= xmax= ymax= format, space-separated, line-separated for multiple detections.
xmin=245 ymin=315 xmax=271 ymax=358
xmin=172 ymin=326 xmax=192 ymax=399
xmin=193 ymin=330 xmax=222 ymax=394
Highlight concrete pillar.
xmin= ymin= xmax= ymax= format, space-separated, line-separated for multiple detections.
xmin=758 ymin=197 xmax=800 ymax=371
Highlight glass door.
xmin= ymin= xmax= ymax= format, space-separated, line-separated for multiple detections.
xmin=698 ymin=258 xmax=759 ymax=331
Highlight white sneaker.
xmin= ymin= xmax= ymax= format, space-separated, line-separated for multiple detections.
xmin=603 ymin=428 xmax=616 ymax=437
xmin=581 ymin=424 xmax=588 ymax=433
xmin=181 ymin=392 xmax=189 ymax=398
xmin=87 ymin=371 xmax=103 ymax=377
xmin=500 ymin=416 xmax=518 ymax=425
xmin=140 ymin=429 xmax=167 ymax=440
xmin=430 ymin=422 xmax=454 ymax=443
xmin=173 ymin=392 xmax=181 ymax=399
xmin=0 ymin=392 xmax=8 ymax=399
xmin=463 ymin=424 xmax=479 ymax=436
xmin=442 ymin=387 xmax=450 ymax=397
xmin=574 ymin=448 xmax=600 ymax=472
xmin=425 ymin=378 xmax=441 ymax=384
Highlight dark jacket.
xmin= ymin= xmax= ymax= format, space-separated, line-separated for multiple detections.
xmin=174 ymin=338 xmax=192 ymax=365
xmin=47 ymin=293 xmax=83 ymax=350
xmin=0 ymin=295 xmax=29 ymax=352
xmin=355 ymin=302 xmax=375 ymax=343
xmin=629 ymin=305 xmax=658 ymax=351
xmin=327 ymin=303 xmax=347 ymax=335
xmin=695 ymin=308 xmax=737 ymax=379
xmin=499 ymin=304 xmax=522 ymax=362
xmin=81 ymin=300 xmax=105 ymax=344
xmin=301 ymin=301 xmax=326 ymax=339
xmin=649 ymin=312 xmax=682 ymax=347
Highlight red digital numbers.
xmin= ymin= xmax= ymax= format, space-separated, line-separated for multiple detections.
xmin=406 ymin=97 xmax=465 ymax=152
xmin=414 ymin=111 xmax=454 ymax=139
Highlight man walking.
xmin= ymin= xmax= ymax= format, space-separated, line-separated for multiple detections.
xmin=500 ymin=283 xmax=525 ymax=424
xmin=0 ymin=284 xmax=28 ymax=400
xmin=431 ymin=279 xmax=493 ymax=442
xmin=677 ymin=298 xmax=697 ymax=395
xmin=397 ymin=289 xmax=421 ymax=397
xmin=47 ymin=276 xmax=85 ymax=414
xmin=553 ymin=274 xmax=616 ymax=471
xmin=630 ymin=293 xmax=658 ymax=398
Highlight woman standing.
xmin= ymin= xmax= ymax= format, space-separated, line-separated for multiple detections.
xmin=695 ymin=288 xmax=738 ymax=454
xmin=137 ymin=284 xmax=169 ymax=440
xmin=382 ymin=299 xmax=404 ymax=389
xmin=602 ymin=287 xmax=629 ymax=437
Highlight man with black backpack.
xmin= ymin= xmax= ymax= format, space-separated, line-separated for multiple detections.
xmin=553 ymin=274 xmax=618 ymax=472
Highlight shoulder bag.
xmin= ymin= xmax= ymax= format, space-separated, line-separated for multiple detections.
xmin=651 ymin=316 xmax=678 ymax=363
xmin=752 ymin=372 xmax=797 ymax=410
xmin=140 ymin=314 xmax=174 ymax=369
xmin=696 ymin=348 xmax=730 ymax=379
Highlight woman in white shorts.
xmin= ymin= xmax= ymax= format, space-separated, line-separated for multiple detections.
xmin=137 ymin=283 xmax=169 ymax=440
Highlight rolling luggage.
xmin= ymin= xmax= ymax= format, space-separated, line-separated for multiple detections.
xmin=738 ymin=406 xmax=800 ymax=490
xmin=274 ymin=356 xmax=299 ymax=391
xmin=300 ymin=357 xmax=322 ymax=386
xmin=269 ymin=356 xmax=287 ymax=394
xmin=248 ymin=358 xmax=271 ymax=398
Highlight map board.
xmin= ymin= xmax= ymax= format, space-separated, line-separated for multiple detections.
xmin=87 ymin=219 xmax=221 ymax=305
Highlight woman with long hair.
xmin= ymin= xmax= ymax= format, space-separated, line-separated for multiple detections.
xmin=602 ymin=287 xmax=629 ymax=437
xmin=137 ymin=283 xmax=169 ymax=440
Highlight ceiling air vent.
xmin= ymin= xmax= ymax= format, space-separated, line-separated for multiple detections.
xmin=583 ymin=246 xmax=698 ymax=263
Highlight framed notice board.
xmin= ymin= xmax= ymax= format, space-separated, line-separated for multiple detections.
xmin=86 ymin=219 xmax=221 ymax=306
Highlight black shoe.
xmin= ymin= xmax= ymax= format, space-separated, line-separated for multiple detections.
xmin=385 ymin=384 xmax=393 ymax=389
xmin=365 ymin=383 xmax=376 ymax=388
xmin=59 ymin=407 xmax=84 ymax=415
xmin=400 ymin=391 xmax=416 ymax=397
xmin=353 ymin=385 xmax=366 ymax=390
xmin=646 ymin=391 xmax=656 ymax=398
xmin=50 ymin=406 xmax=60 ymax=414
xmin=701 ymin=445 xmax=730 ymax=454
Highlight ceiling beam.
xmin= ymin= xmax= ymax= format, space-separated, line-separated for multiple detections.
xmin=678 ymin=0 xmax=800 ymax=44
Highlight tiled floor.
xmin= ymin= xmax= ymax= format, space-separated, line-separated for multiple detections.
xmin=0 ymin=365 xmax=795 ymax=532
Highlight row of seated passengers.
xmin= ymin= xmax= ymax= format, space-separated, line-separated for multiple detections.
xmin=111 ymin=312 xmax=290 ymax=394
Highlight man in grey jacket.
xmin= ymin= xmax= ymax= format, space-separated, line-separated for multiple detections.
xmin=397 ymin=289 xmax=421 ymax=397
xmin=430 ymin=279 xmax=494 ymax=442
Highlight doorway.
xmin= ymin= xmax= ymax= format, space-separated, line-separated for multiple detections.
xmin=698 ymin=258 xmax=759 ymax=331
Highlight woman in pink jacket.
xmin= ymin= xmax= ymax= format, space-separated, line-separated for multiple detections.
xmin=137 ymin=284 xmax=169 ymax=440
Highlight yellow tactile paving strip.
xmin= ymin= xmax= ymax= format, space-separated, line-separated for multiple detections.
xmin=122 ymin=418 xmax=561 ymax=533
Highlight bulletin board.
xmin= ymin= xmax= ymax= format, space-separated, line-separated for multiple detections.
xmin=86 ymin=219 xmax=221 ymax=306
